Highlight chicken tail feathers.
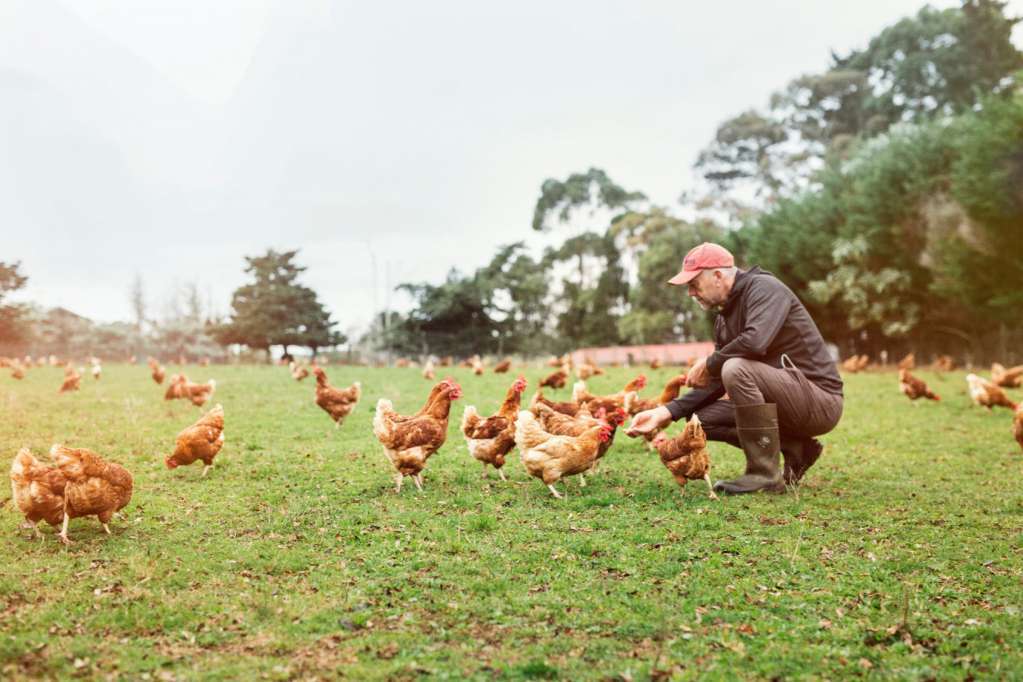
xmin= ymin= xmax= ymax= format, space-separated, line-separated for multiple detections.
xmin=514 ymin=410 xmax=550 ymax=451
xmin=373 ymin=398 xmax=395 ymax=441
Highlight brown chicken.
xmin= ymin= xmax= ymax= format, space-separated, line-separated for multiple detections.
xmin=461 ymin=376 xmax=528 ymax=480
xmin=539 ymin=369 xmax=568 ymax=390
xmin=59 ymin=365 xmax=81 ymax=393
xmin=624 ymin=374 xmax=689 ymax=446
xmin=51 ymin=445 xmax=133 ymax=544
xmin=9 ymin=448 xmax=67 ymax=539
xmin=841 ymin=354 xmax=870 ymax=373
xmin=991 ymin=363 xmax=1023 ymax=388
xmin=897 ymin=353 xmax=915 ymax=370
xmin=573 ymin=375 xmax=648 ymax=414
xmin=422 ymin=360 xmax=436 ymax=380
xmin=649 ymin=358 xmax=662 ymax=370
xmin=150 ymin=360 xmax=166 ymax=385
xmin=1013 ymin=403 xmax=1023 ymax=452
xmin=530 ymin=388 xmax=582 ymax=417
xmin=493 ymin=358 xmax=512 ymax=374
xmin=576 ymin=363 xmax=604 ymax=380
xmin=933 ymin=355 xmax=956 ymax=372
xmin=374 ymin=378 xmax=462 ymax=492
xmin=164 ymin=374 xmax=187 ymax=400
xmin=290 ymin=361 xmax=310 ymax=381
xmin=166 ymin=404 xmax=225 ymax=476
xmin=470 ymin=355 xmax=485 ymax=376
xmin=651 ymin=415 xmax=718 ymax=500
xmin=899 ymin=369 xmax=940 ymax=402
xmin=10 ymin=361 xmax=25 ymax=380
xmin=515 ymin=410 xmax=611 ymax=498
xmin=182 ymin=379 xmax=216 ymax=407
xmin=624 ymin=374 xmax=688 ymax=416
xmin=313 ymin=367 xmax=362 ymax=428
xmin=535 ymin=404 xmax=627 ymax=474
xmin=966 ymin=373 xmax=1017 ymax=410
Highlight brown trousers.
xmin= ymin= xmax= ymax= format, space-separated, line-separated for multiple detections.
xmin=697 ymin=357 xmax=843 ymax=445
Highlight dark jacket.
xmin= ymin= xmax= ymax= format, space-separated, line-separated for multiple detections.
xmin=666 ymin=266 xmax=842 ymax=421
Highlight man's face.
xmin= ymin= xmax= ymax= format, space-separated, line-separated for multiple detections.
xmin=687 ymin=269 xmax=729 ymax=310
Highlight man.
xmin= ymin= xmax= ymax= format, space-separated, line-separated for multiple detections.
xmin=627 ymin=242 xmax=843 ymax=493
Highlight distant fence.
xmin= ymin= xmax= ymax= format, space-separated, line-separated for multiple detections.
xmin=571 ymin=342 xmax=715 ymax=366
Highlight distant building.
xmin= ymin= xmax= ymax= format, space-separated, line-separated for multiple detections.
xmin=571 ymin=342 xmax=715 ymax=366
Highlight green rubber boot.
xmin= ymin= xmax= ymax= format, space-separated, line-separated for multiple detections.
xmin=714 ymin=403 xmax=785 ymax=494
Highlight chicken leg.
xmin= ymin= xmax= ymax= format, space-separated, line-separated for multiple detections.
xmin=394 ymin=473 xmax=404 ymax=493
xmin=704 ymin=474 xmax=719 ymax=501
xmin=547 ymin=484 xmax=563 ymax=499
xmin=59 ymin=514 xmax=72 ymax=545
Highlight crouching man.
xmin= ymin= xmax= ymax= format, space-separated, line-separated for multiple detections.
xmin=627 ymin=242 xmax=843 ymax=494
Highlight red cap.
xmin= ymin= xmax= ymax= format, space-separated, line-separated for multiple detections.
xmin=668 ymin=242 xmax=734 ymax=285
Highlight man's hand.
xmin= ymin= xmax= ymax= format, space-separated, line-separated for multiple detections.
xmin=686 ymin=357 xmax=710 ymax=388
xmin=625 ymin=405 xmax=673 ymax=437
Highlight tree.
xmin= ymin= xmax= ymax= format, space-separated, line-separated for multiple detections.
xmin=0 ymin=261 xmax=29 ymax=347
xmin=696 ymin=1 xmax=1023 ymax=210
xmin=215 ymin=250 xmax=344 ymax=359
xmin=532 ymin=167 xmax=646 ymax=232
xmin=397 ymin=269 xmax=499 ymax=358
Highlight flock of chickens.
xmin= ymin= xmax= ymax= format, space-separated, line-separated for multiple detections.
xmin=892 ymin=353 xmax=1023 ymax=449
xmin=4 ymin=348 xmax=1021 ymax=545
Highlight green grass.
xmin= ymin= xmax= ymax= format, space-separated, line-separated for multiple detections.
xmin=1 ymin=364 xmax=1021 ymax=680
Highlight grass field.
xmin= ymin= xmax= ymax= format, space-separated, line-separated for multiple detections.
xmin=1 ymin=363 xmax=1021 ymax=680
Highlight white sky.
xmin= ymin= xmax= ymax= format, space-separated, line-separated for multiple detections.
xmin=3 ymin=0 xmax=1021 ymax=337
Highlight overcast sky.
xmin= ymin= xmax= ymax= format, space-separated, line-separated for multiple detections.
xmin=4 ymin=0 xmax=1021 ymax=336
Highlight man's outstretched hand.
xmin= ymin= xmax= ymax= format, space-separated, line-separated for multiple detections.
xmin=686 ymin=357 xmax=710 ymax=388
xmin=626 ymin=405 xmax=673 ymax=437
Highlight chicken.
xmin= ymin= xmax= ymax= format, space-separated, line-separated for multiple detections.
xmin=439 ymin=356 xmax=453 ymax=367
xmin=841 ymin=354 xmax=870 ymax=373
xmin=374 ymin=378 xmax=462 ymax=492
xmin=182 ymin=378 xmax=216 ymax=407
xmin=545 ymin=355 xmax=563 ymax=368
xmin=624 ymin=374 xmax=689 ymax=447
xmin=290 ymin=361 xmax=310 ymax=381
xmin=50 ymin=445 xmax=133 ymax=544
xmin=539 ymin=369 xmax=568 ymax=390
xmin=623 ymin=374 xmax=688 ymax=416
xmin=897 ymin=353 xmax=915 ymax=370
xmin=395 ymin=358 xmax=411 ymax=368
xmin=515 ymin=410 xmax=611 ymax=498
xmin=576 ymin=363 xmax=604 ymax=380
xmin=649 ymin=358 xmax=662 ymax=370
xmin=91 ymin=359 xmax=102 ymax=380
xmin=461 ymin=376 xmax=528 ymax=480
xmin=166 ymin=404 xmax=225 ymax=476
xmin=530 ymin=388 xmax=582 ymax=417
xmin=471 ymin=355 xmax=485 ymax=376
xmin=59 ymin=365 xmax=81 ymax=393
xmin=422 ymin=360 xmax=436 ymax=380
xmin=899 ymin=369 xmax=940 ymax=402
xmin=991 ymin=363 xmax=1023 ymax=388
xmin=651 ymin=414 xmax=718 ymax=500
xmin=534 ymin=403 xmax=626 ymax=473
xmin=149 ymin=358 xmax=166 ymax=385
xmin=313 ymin=367 xmax=362 ymax=428
xmin=493 ymin=358 xmax=512 ymax=374
xmin=573 ymin=375 xmax=648 ymax=414
xmin=933 ymin=355 xmax=956 ymax=372
xmin=1014 ymin=403 xmax=1023 ymax=452
xmin=164 ymin=374 xmax=187 ymax=400
xmin=966 ymin=373 xmax=1017 ymax=411
xmin=9 ymin=448 xmax=67 ymax=539
xmin=10 ymin=361 xmax=25 ymax=380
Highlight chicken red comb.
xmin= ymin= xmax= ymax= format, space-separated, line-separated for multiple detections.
xmin=635 ymin=374 xmax=648 ymax=389
xmin=513 ymin=375 xmax=528 ymax=391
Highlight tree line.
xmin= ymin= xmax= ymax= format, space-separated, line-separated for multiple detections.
xmin=372 ymin=0 xmax=1023 ymax=362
